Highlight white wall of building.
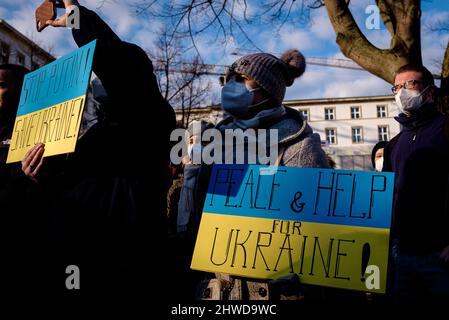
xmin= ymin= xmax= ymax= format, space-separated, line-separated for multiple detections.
xmin=296 ymin=100 xmax=399 ymax=146
xmin=286 ymin=96 xmax=400 ymax=170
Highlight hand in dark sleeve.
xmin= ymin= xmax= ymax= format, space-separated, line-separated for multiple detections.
xmin=43 ymin=1 xmax=176 ymax=159
xmin=71 ymin=5 xmax=121 ymax=49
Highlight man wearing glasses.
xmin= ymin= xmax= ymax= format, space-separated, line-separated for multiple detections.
xmin=383 ymin=64 xmax=449 ymax=302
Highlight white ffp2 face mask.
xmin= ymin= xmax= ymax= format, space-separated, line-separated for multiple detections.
xmin=375 ymin=157 xmax=384 ymax=172
xmin=394 ymin=86 xmax=431 ymax=114
xmin=188 ymin=143 xmax=202 ymax=163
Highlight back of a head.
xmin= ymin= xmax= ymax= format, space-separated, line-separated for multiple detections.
xmin=120 ymin=42 xmax=171 ymax=111
xmin=122 ymin=42 xmax=154 ymax=76
xmin=0 ymin=64 xmax=30 ymax=88
xmin=0 ymin=64 xmax=30 ymax=120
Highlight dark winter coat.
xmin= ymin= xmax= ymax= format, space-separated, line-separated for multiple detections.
xmin=383 ymin=105 xmax=449 ymax=254
xmin=38 ymin=6 xmax=175 ymax=292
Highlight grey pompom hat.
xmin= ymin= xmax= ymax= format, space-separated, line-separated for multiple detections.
xmin=226 ymin=49 xmax=306 ymax=103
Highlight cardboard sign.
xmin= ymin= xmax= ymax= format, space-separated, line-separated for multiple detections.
xmin=191 ymin=164 xmax=394 ymax=293
xmin=6 ymin=40 xmax=96 ymax=163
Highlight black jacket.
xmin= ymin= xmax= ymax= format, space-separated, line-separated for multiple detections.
xmin=39 ymin=6 xmax=175 ymax=293
xmin=383 ymin=106 xmax=449 ymax=254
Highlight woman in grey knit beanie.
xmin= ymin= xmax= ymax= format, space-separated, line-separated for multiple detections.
xmin=226 ymin=49 xmax=306 ymax=105
xmin=216 ymin=48 xmax=329 ymax=168
xmin=193 ymin=50 xmax=330 ymax=301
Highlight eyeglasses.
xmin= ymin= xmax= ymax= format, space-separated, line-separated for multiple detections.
xmin=391 ymin=79 xmax=423 ymax=94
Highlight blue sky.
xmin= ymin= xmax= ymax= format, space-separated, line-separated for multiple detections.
xmin=1 ymin=0 xmax=448 ymax=104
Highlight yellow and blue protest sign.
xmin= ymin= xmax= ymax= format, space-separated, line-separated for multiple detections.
xmin=6 ymin=40 xmax=97 ymax=163
xmin=191 ymin=164 xmax=394 ymax=293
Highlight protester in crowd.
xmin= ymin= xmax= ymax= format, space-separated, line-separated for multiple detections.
xmin=0 ymin=64 xmax=29 ymax=173
xmin=22 ymin=0 xmax=175 ymax=294
xmin=383 ymin=64 xmax=449 ymax=302
xmin=371 ymin=141 xmax=388 ymax=172
xmin=177 ymin=120 xmax=213 ymax=234
xmin=167 ymin=120 xmax=214 ymax=301
xmin=193 ymin=49 xmax=330 ymax=300
xmin=326 ymin=154 xmax=337 ymax=169
xmin=0 ymin=64 xmax=46 ymax=294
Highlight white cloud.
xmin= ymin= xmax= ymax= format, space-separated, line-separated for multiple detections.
xmin=364 ymin=28 xmax=391 ymax=49
xmin=94 ymin=2 xmax=135 ymax=37
xmin=421 ymin=9 xmax=449 ymax=74
xmin=0 ymin=6 xmax=7 ymax=18
xmin=2 ymin=1 xmax=165 ymax=57
xmin=309 ymin=11 xmax=335 ymax=41
xmin=321 ymin=74 xmax=390 ymax=98
xmin=279 ymin=26 xmax=319 ymax=52
xmin=285 ymin=66 xmax=391 ymax=100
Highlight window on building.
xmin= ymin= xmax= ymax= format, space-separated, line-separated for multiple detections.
xmin=325 ymin=128 xmax=337 ymax=145
xmin=299 ymin=109 xmax=309 ymax=121
xmin=16 ymin=52 xmax=25 ymax=66
xmin=352 ymin=127 xmax=363 ymax=144
xmin=324 ymin=108 xmax=335 ymax=120
xmin=350 ymin=106 xmax=361 ymax=119
xmin=377 ymin=105 xmax=387 ymax=118
xmin=378 ymin=125 xmax=389 ymax=141
xmin=0 ymin=42 xmax=10 ymax=64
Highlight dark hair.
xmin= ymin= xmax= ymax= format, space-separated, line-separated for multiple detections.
xmin=0 ymin=64 xmax=30 ymax=87
xmin=394 ymin=64 xmax=435 ymax=86
xmin=326 ymin=154 xmax=336 ymax=169
xmin=371 ymin=141 xmax=388 ymax=168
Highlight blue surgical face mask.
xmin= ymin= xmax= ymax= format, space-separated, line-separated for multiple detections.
xmin=221 ymin=79 xmax=265 ymax=117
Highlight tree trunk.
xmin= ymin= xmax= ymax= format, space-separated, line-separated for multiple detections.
xmin=440 ymin=41 xmax=449 ymax=113
xmin=324 ymin=0 xmax=422 ymax=84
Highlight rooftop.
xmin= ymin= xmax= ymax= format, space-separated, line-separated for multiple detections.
xmin=0 ymin=19 xmax=55 ymax=62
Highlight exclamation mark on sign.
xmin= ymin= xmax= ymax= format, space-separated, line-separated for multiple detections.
xmin=361 ymin=243 xmax=371 ymax=282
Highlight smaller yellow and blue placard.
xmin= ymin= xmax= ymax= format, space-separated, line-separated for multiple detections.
xmin=191 ymin=165 xmax=395 ymax=293
xmin=7 ymin=40 xmax=97 ymax=163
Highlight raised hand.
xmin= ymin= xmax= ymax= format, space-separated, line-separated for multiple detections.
xmin=43 ymin=0 xmax=80 ymax=28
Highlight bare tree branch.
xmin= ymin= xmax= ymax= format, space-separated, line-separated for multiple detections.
xmin=121 ymin=0 xmax=430 ymax=89
xmin=150 ymin=27 xmax=213 ymax=126
xmin=324 ymin=0 xmax=421 ymax=84
xmin=130 ymin=0 xmax=316 ymax=55
xmin=440 ymin=41 xmax=449 ymax=114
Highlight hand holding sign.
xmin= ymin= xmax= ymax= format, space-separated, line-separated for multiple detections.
xmin=6 ymin=40 xmax=96 ymax=164
xmin=21 ymin=143 xmax=45 ymax=182
xmin=191 ymin=165 xmax=395 ymax=293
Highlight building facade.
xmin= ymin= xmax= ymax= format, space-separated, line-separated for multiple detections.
xmin=175 ymin=95 xmax=400 ymax=171
xmin=284 ymin=95 xmax=399 ymax=171
xmin=0 ymin=19 xmax=55 ymax=70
